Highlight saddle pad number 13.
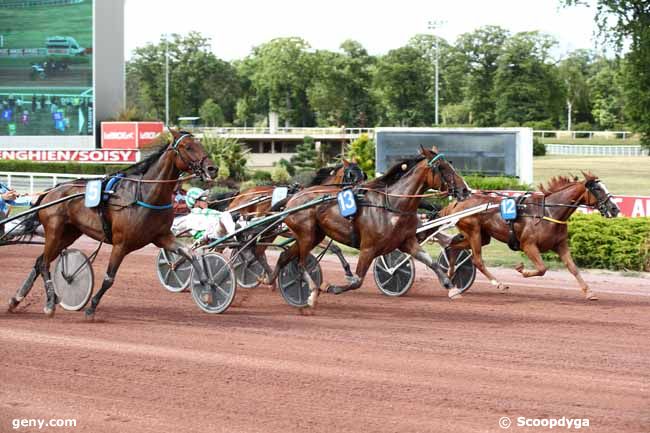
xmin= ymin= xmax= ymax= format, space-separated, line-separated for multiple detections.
xmin=85 ymin=180 xmax=102 ymax=208
xmin=499 ymin=198 xmax=517 ymax=220
xmin=337 ymin=189 xmax=357 ymax=217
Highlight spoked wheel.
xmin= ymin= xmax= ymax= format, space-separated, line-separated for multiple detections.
xmin=157 ymin=249 xmax=192 ymax=293
xmin=278 ymin=253 xmax=322 ymax=307
xmin=52 ymin=249 xmax=94 ymax=311
xmin=437 ymin=248 xmax=476 ymax=294
xmin=230 ymin=248 xmax=266 ymax=289
xmin=373 ymin=250 xmax=415 ymax=297
xmin=191 ymin=252 xmax=236 ymax=314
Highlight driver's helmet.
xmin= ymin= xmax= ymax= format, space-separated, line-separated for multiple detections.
xmin=185 ymin=187 xmax=206 ymax=208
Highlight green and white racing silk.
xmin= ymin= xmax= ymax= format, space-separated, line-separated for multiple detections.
xmin=172 ymin=207 xmax=223 ymax=240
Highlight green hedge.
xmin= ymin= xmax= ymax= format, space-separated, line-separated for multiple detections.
xmin=566 ymin=213 xmax=650 ymax=272
xmin=464 ymin=175 xmax=531 ymax=191
xmin=0 ymin=160 xmax=130 ymax=175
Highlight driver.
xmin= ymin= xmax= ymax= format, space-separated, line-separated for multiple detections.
xmin=171 ymin=187 xmax=226 ymax=244
xmin=1 ymin=182 xmax=37 ymax=238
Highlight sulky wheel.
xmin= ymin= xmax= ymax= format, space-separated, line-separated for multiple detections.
xmin=373 ymin=250 xmax=415 ymax=297
xmin=157 ymin=249 xmax=192 ymax=293
xmin=437 ymin=248 xmax=476 ymax=294
xmin=278 ymin=253 xmax=322 ymax=308
xmin=230 ymin=248 xmax=266 ymax=289
xmin=52 ymin=249 xmax=94 ymax=311
xmin=191 ymin=252 xmax=236 ymax=314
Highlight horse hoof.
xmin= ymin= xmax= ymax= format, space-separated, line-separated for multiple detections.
xmin=515 ymin=263 xmax=525 ymax=273
xmin=327 ymin=285 xmax=343 ymax=295
xmin=497 ymin=283 xmax=510 ymax=293
xmin=7 ymin=298 xmax=19 ymax=313
xmin=448 ymin=288 xmax=462 ymax=299
xmin=201 ymin=291 xmax=214 ymax=305
xmin=43 ymin=306 xmax=55 ymax=317
xmin=84 ymin=309 xmax=95 ymax=322
xmin=585 ymin=292 xmax=599 ymax=301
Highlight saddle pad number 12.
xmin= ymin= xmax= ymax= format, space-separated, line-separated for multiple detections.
xmin=85 ymin=180 xmax=102 ymax=208
xmin=337 ymin=189 xmax=357 ymax=217
xmin=499 ymin=198 xmax=517 ymax=220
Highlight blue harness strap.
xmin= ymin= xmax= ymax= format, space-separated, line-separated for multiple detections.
xmin=135 ymin=200 xmax=173 ymax=210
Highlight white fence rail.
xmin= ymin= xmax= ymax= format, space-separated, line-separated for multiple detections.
xmin=0 ymin=171 xmax=98 ymax=194
xmin=545 ymin=144 xmax=648 ymax=156
xmin=535 ymin=130 xmax=635 ymax=140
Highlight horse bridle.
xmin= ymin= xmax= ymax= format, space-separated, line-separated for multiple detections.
xmin=169 ymin=133 xmax=209 ymax=179
xmin=427 ymin=154 xmax=459 ymax=198
xmin=585 ymin=179 xmax=614 ymax=216
xmin=342 ymin=164 xmax=365 ymax=185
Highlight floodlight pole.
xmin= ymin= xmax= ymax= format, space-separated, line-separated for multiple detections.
xmin=428 ymin=20 xmax=445 ymax=126
xmin=164 ymin=34 xmax=170 ymax=126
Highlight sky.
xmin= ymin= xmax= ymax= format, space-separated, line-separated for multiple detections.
xmin=124 ymin=0 xmax=601 ymax=61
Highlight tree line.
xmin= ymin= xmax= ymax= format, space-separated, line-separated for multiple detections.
xmin=126 ymin=1 xmax=649 ymax=146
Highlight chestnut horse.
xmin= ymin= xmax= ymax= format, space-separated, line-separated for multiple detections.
xmin=441 ymin=172 xmax=620 ymax=300
xmin=7 ymin=130 xmax=218 ymax=319
xmin=267 ymin=146 xmax=472 ymax=311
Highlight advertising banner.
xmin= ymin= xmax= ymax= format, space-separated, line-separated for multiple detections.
xmin=101 ymin=122 xmax=164 ymax=149
xmin=0 ymin=149 xmax=139 ymax=163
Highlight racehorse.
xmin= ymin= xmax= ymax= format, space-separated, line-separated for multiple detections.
xmin=7 ymin=130 xmax=218 ymax=319
xmin=267 ymin=146 xmax=472 ymax=311
xmin=441 ymin=172 xmax=620 ymax=300
xmin=225 ymin=160 xmax=367 ymax=286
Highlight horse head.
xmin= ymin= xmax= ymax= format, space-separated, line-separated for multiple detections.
xmin=420 ymin=145 xmax=470 ymax=201
xmin=582 ymin=172 xmax=620 ymax=218
xmin=168 ymin=129 xmax=218 ymax=181
xmin=340 ymin=158 xmax=367 ymax=185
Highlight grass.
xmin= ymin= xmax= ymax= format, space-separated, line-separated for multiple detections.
xmin=538 ymin=137 xmax=640 ymax=146
xmin=0 ymin=1 xmax=92 ymax=49
xmin=534 ymin=155 xmax=650 ymax=196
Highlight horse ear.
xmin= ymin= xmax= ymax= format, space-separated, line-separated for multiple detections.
xmin=420 ymin=145 xmax=433 ymax=158
xmin=431 ymin=145 xmax=439 ymax=154
xmin=342 ymin=158 xmax=350 ymax=167
xmin=419 ymin=144 xmax=426 ymax=155
xmin=351 ymin=157 xmax=358 ymax=164
xmin=168 ymin=127 xmax=179 ymax=138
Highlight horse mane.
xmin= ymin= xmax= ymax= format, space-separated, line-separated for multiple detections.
xmin=118 ymin=141 xmax=169 ymax=176
xmin=308 ymin=164 xmax=343 ymax=186
xmin=363 ymin=156 xmax=424 ymax=189
xmin=538 ymin=175 xmax=581 ymax=196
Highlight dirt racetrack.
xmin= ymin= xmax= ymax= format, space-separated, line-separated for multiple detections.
xmin=0 ymin=240 xmax=649 ymax=433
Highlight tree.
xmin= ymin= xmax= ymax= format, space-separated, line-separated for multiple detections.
xmin=347 ymin=134 xmax=375 ymax=178
xmin=246 ymin=37 xmax=316 ymax=127
xmin=374 ymin=46 xmax=434 ymax=126
xmin=201 ymin=135 xmax=248 ymax=181
xmin=290 ymin=136 xmax=318 ymax=171
xmin=126 ymin=32 xmax=241 ymax=124
xmin=456 ymin=26 xmax=509 ymax=126
xmin=558 ymin=49 xmax=595 ymax=128
xmin=199 ymin=99 xmax=224 ymax=126
xmin=588 ymin=58 xmax=625 ymax=129
xmin=494 ymin=32 xmax=564 ymax=126
xmin=563 ymin=0 xmax=650 ymax=148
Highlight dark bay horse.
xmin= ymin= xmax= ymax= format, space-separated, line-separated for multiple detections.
xmin=7 ymin=129 xmax=218 ymax=319
xmin=268 ymin=146 xmax=471 ymax=311
xmin=441 ymin=172 xmax=620 ymax=300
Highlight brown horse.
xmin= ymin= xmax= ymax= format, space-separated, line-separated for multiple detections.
xmin=267 ymin=146 xmax=471 ymax=311
xmin=226 ymin=160 xmax=367 ymax=284
xmin=225 ymin=159 xmax=366 ymax=217
xmin=442 ymin=172 xmax=620 ymax=300
xmin=7 ymin=129 xmax=218 ymax=319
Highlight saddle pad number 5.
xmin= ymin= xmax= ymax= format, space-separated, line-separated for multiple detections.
xmin=500 ymin=198 xmax=517 ymax=220
xmin=337 ymin=189 xmax=357 ymax=217
xmin=85 ymin=180 xmax=102 ymax=208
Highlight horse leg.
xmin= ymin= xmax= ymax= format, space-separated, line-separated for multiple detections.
xmin=254 ymin=244 xmax=276 ymax=289
xmin=324 ymin=241 xmax=355 ymax=281
xmin=460 ymin=230 xmax=508 ymax=292
xmin=7 ymin=255 xmax=41 ymax=312
xmin=84 ymin=245 xmax=126 ymax=321
xmin=39 ymin=225 xmax=80 ymax=316
xmin=555 ymin=239 xmax=597 ymax=300
xmin=266 ymin=242 xmax=300 ymax=285
xmin=326 ymin=248 xmax=374 ymax=295
xmin=515 ymin=243 xmax=547 ymax=278
xmin=398 ymin=237 xmax=456 ymax=297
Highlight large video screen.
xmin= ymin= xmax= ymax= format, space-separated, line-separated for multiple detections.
xmin=0 ymin=0 xmax=93 ymax=137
